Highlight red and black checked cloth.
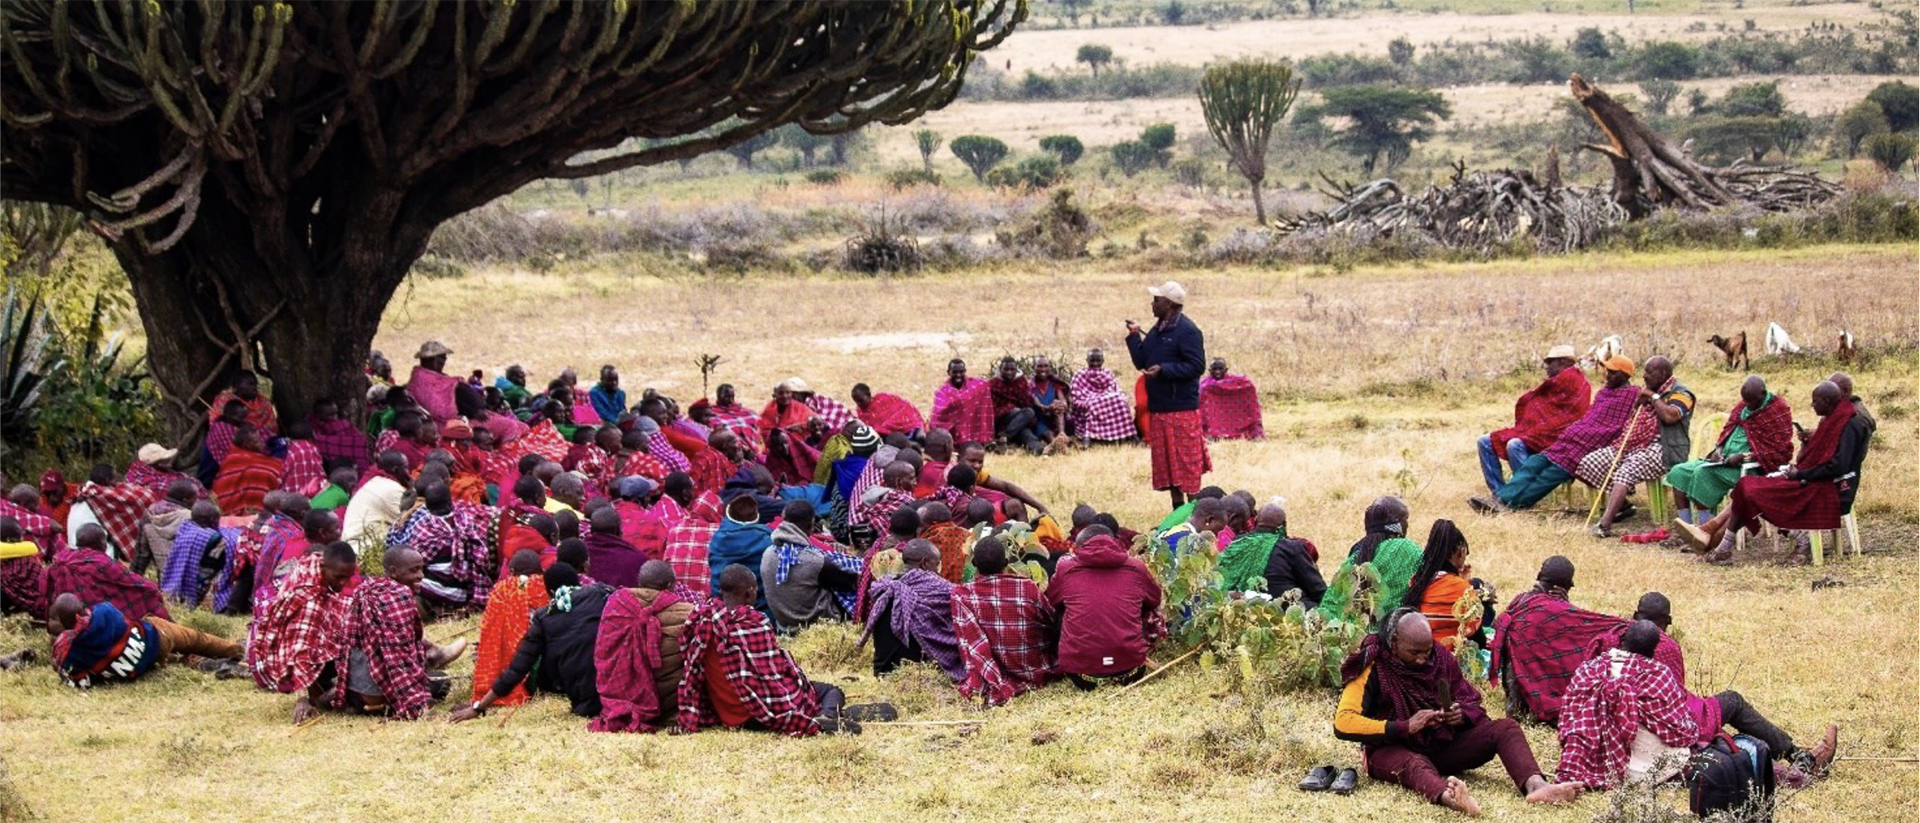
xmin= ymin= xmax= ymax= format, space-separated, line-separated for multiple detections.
xmin=952 ymin=573 xmax=1054 ymax=706
xmin=675 ymin=602 xmax=819 ymax=736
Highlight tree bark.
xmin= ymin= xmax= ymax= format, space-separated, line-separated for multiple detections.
xmin=1250 ymin=179 xmax=1267 ymax=225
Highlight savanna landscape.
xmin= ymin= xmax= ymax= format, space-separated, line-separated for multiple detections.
xmin=1 ymin=2 xmax=1916 ymax=822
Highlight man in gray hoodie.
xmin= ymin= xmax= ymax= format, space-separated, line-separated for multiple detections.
xmin=760 ymin=500 xmax=863 ymax=631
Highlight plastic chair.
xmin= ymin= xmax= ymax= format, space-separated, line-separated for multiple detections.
xmin=1808 ymin=511 xmax=1863 ymax=566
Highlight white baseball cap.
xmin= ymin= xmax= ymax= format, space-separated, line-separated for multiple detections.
xmin=1147 ymin=281 xmax=1187 ymax=305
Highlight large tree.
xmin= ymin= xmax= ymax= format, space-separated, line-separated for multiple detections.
xmin=1198 ymin=59 xmax=1299 ymax=225
xmin=1 ymin=0 xmax=1022 ymax=442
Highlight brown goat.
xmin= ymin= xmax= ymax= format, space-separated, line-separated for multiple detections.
xmin=1707 ymin=332 xmax=1749 ymax=370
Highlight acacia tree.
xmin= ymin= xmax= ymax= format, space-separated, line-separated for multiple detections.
xmin=1299 ymin=85 xmax=1452 ymax=174
xmin=1076 ymin=44 xmax=1113 ymax=77
xmin=1198 ymin=59 xmax=1300 ymax=224
xmin=0 ymin=0 xmax=1022 ymax=439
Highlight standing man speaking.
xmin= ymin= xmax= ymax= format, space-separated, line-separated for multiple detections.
xmin=1126 ymin=281 xmax=1211 ymax=510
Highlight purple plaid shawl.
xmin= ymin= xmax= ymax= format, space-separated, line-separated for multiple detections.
xmin=1543 ymin=384 xmax=1640 ymax=471
xmin=863 ymin=568 xmax=965 ymax=682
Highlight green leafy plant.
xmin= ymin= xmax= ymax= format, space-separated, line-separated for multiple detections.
xmin=949 ymin=135 xmax=1009 ymax=182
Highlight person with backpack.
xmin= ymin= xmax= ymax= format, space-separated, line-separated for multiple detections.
xmin=1557 ymin=621 xmax=1839 ymax=812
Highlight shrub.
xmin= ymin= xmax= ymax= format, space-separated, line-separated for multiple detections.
xmin=1865 ymin=132 xmax=1918 ymax=173
xmin=1110 ymin=140 xmax=1157 ymax=177
xmin=844 ymin=214 xmax=921 ymax=275
xmin=803 ymin=169 xmax=844 ymax=185
xmin=1571 ymin=26 xmax=1611 ymax=60
xmin=1632 ymin=41 xmax=1700 ymax=80
xmin=996 ymin=189 xmax=1095 ymax=259
xmin=886 ymin=168 xmax=943 ymax=189
xmin=1039 ymin=134 xmax=1085 ymax=166
xmin=986 ymin=155 xmax=1064 ymax=189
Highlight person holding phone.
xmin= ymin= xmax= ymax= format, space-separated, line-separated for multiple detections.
xmin=1124 ymin=281 xmax=1209 ymax=510
xmin=1335 ymin=610 xmax=1584 ymax=815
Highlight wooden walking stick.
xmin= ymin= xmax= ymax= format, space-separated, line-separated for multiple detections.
xmin=1585 ymin=376 xmax=1669 ymax=527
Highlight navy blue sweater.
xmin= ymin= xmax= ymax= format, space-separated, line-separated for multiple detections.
xmin=1125 ymin=313 xmax=1206 ymax=412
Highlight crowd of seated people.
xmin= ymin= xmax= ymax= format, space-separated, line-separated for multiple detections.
xmin=0 ymin=339 xmax=1859 ymax=817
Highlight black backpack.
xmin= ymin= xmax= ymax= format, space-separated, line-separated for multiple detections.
xmin=1686 ymin=734 xmax=1777 ymax=822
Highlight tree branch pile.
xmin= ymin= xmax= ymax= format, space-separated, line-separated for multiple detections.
xmin=1274 ymin=164 xmax=1627 ymax=254
xmin=1275 ymin=75 xmax=1843 ymax=253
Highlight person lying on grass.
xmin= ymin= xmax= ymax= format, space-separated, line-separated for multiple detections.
xmin=49 ymin=592 xmax=243 ymax=687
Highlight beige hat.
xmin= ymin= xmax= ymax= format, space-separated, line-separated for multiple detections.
xmin=1147 ymin=281 xmax=1188 ymax=305
xmin=136 ymin=443 xmax=178 ymax=465
xmin=1544 ymin=345 xmax=1577 ymax=361
xmin=780 ymin=376 xmax=811 ymax=394
xmin=415 ymin=340 xmax=453 ymax=360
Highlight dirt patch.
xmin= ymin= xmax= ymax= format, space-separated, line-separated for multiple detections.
xmin=814 ymin=332 xmax=973 ymax=354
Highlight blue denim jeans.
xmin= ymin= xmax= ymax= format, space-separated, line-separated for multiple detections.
xmin=1477 ymin=434 xmax=1532 ymax=495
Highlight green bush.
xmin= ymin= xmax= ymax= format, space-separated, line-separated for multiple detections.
xmin=986 ymin=155 xmax=1064 ymax=189
xmin=1865 ymin=132 xmax=1918 ymax=173
xmin=949 ymin=134 xmax=1009 ymax=182
xmin=1110 ymin=140 xmax=1157 ymax=177
xmin=1038 ymin=134 xmax=1085 ymax=166
xmin=803 ymin=169 xmax=844 ymax=185
xmin=886 ymin=168 xmax=943 ymax=189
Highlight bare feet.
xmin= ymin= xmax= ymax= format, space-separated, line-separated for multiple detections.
xmin=1439 ymin=777 xmax=1481 ymax=817
xmin=1525 ymin=779 xmax=1584 ymax=804
xmin=427 ymin=638 xmax=468 ymax=668
xmin=1810 ymin=725 xmax=1840 ymax=775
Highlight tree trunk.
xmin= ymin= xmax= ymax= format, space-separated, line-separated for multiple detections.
xmin=101 ymin=166 xmax=424 ymax=457
xmin=1250 ymin=179 xmax=1267 ymax=225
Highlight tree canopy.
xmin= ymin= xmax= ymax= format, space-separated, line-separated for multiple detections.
xmin=1 ymin=0 xmax=1022 ymax=438
xmin=1298 ymin=85 xmax=1452 ymax=175
xmin=950 ymin=135 xmax=1010 ymax=181
xmin=1198 ymin=59 xmax=1300 ymax=224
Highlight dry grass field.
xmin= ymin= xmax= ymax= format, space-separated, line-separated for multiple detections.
xmin=1 ymin=242 xmax=1912 ymax=823
xmin=871 ymin=74 xmax=1906 ymax=167
xmin=991 ymin=4 xmax=1884 ymax=73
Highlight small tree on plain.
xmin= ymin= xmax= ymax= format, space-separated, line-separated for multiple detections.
xmin=1077 ymin=43 xmax=1114 ymax=77
xmin=1140 ymin=122 xmax=1177 ymax=167
xmin=1388 ymin=38 xmax=1415 ymax=68
xmin=1110 ymin=140 xmax=1157 ymax=177
xmin=950 ymin=135 xmax=1010 ymax=182
xmin=1867 ymin=80 xmax=1919 ymax=133
xmin=1298 ymin=84 xmax=1452 ymax=174
xmin=1060 ymin=0 xmax=1090 ymax=26
xmin=1039 ymin=135 xmax=1086 ymax=165
xmin=1638 ymin=78 xmax=1681 ymax=116
xmin=915 ymin=130 xmax=944 ymax=172
xmin=1198 ymin=59 xmax=1301 ymax=225
xmin=1836 ymin=101 xmax=1890 ymax=158
xmin=1865 ymin=132 xmax=1917 ymax=174
xmin=779 ymin=124 xmax=832 ymax=167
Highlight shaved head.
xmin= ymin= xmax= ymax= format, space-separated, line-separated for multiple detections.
xmin=1255 ymin=503 xmax=1287 ymax=530
xmin=901 ymin=538 xmax=939 ymax=570
xmin=638 ymin=559 xmax=676 ymax=590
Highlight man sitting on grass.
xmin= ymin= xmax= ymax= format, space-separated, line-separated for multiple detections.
xmin=1486 ymin=556 xmax=1626 ymax=725
xmin=1198 ymin=358 xmax=1264 ymax=441
xmin=952 ymin=536 xmax=1054 ymax=706
xmin=453 ymin=561 xmax=613 ymax=722
xmin=46 ymin=524 xmax=170 ymax=625
xmin=863 ymin=540 xmax=964 ymax=682
xmin=761 ymin=501 xmax=862 ymax=631
xmin=212 ymin=425 xmax=284 ymax=516
xmin=1046 ymin=530 xmax=1164 ymax=689
xmin=327 ymin=546 xmax=464 ymax=719
xmin=590 ymin=561 xmax=698 ymax=733
xmin=250 ymin=541 xmax=357 ymax=724
xmin=1472 ymin=355 xmax=1639 ymax=514
xmin=471 ymin=550 xmax=549 ymax=709
xmin=678 ymin=564 xmax=886 ymax=736
xmin=49 ymin=592 xmax=244 ymax=687
xmin=1334 ymin=610 xmax=1584 ymax=816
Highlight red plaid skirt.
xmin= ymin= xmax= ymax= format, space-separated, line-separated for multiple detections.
xmin=1728 ymin=475 xmax=1844 ymax=532
xmin=1146 ymin=410 xmax=1210 ymax=492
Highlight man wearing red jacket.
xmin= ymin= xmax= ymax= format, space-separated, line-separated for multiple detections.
xmin=1478 ymin=345 xmax=1592 ymax=495
xmin=1044 ymin=530 xmax=1164 ymax=689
